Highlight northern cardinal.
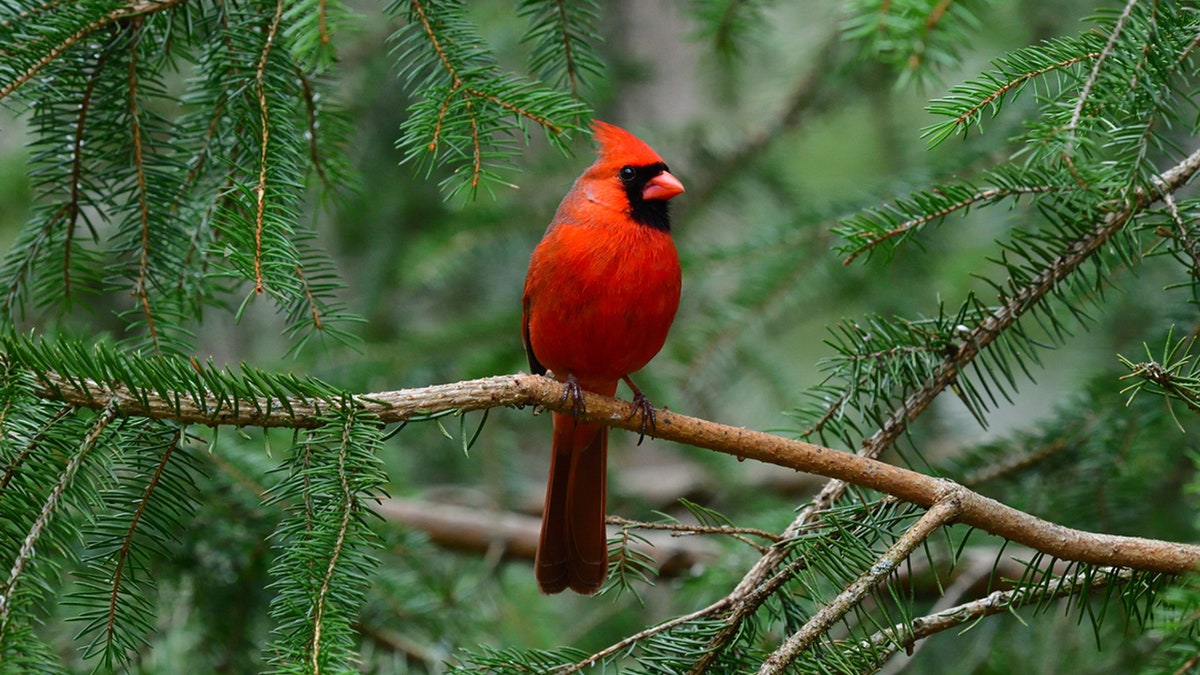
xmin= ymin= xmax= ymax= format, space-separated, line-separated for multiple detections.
xmin=522 ymin=121 xmax=684 ymax=594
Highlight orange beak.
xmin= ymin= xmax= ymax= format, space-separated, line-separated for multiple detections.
xmin=642 ymin=171 xmax=685 ymax=201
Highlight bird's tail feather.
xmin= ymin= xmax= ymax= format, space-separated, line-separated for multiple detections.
xmin=536 ymin=412 xmax=608 ymax=595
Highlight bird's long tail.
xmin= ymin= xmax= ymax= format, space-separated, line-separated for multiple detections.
xmin=536 ymin=411 xmax=609 ymax=594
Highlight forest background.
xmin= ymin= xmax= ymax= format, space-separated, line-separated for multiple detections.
xmin=1 ymin=0 xmax=1200 ymax=673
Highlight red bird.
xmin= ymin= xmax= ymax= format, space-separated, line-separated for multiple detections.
xmin=522 ymin=121 xmax=684 ymax=594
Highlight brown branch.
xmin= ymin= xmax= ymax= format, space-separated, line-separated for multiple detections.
xmin=1174 ymin=651 xmax=1200 ymax=675
xmin=106 ymin=429 xmax=181 ymax=648
xmin=251 ymin=0 xmax=285 ymax=295
xmin=317 ymin=0 xmax=330 ymax=47
xmin=23 ymin=370 xmax=1200 ymax=575
xmin=874 ymin=546 xmax=1062 ymax=675
xmin=409 ymin=0 xmax=457 ymax=85
xmin=374 ymin=498 xmax=717 ymax=577
xmin=127 ymin=17 xmax=161 ymax=353
xmin=0 ymin=0 xmax=190 ymax=102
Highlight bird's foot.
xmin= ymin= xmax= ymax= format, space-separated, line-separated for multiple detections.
xmin=622 ymin=376 xmax=656 ymax=446
xmin=560 ymin=373 xmax=587 ymax=419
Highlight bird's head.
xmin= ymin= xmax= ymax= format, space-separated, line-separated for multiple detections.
xmin=584 ymin=121 xmax=684 ymax=232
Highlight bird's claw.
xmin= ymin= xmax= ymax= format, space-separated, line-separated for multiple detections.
xmin=627 ymin=389 xmax=656 ymax=446
xmin=560 ymin=374 xmax=587 ymax=419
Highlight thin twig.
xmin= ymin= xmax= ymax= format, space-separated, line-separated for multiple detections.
xmin=296 ymin=68 xmax=329 ymax=187
xmin=1065 ymin=0 xmax=1138 ymax=151
xmin=552 ymin=0 xmax=579 ymax=97
xmin=105 ymin=429 xmax=181 ymax=650
xmin=63 ymin=45 xmax=111 ymax=303
xmin=842 ymin=184 xmax=1063 ymax=265
xmin=606 ymin=515 xmax=781 ymax=551
xmin=947 ymin=52 xmax=1100 ymax=131
xmin=758 ymin=497 xmax=963 ymax=673
xmin=0 ymin=402 xmax=118 ymax=631
xmin=252 ymin=0 xmax=285 ymax=295
xmin=311 ymin=413 xmax=357 ymax=675
xmin=857 ymin=567 xmax=1135 ymax=667
xmin=907 ymin=0 xmax=956 ymax=71
xmin=127 ymin=18 xmax=161 ymax=353
xmin=554 ymin=598 xmax=733 ymax=675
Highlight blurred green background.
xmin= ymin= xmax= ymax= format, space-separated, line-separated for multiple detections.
xmin=5 ymin=0 xmax=1196 ymax=672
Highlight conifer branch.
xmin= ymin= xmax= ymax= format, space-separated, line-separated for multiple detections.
xmin=861 ymin=142 xmax=1200 ymax=460
xmin=907 ymin=0 xmax=956 ymax=71
xmin=1066 ymin=0 xmax=1138 ymax=152
xmin=252 ymin=0 xmax=286 ymax=295
xmin=104 ymin=428 xmax=182 ymax=654
xmin=1159 ymin=188 xmax=1200 ymax=276
xmin=0 ymin=0 xmax=189 ymax=101
xmin=689 ymin=141 xmax=1200 ymax=670
xmin=0 ymin=406 xmax=72 ymax=494
xmin=557 ymin=599 xmax=733 ymax=675
xmin=842 ymin=184 xmax=1062 ymax=264
xmin=551 ymin=0 xmax=578 ymax=95
xmin=605 ymin=515 xmax=782 ymax=547
xmin=857 ymin=567 xmax=1135 ymax=668
xmin=127 ymin=19 xmax=161 ymax=353
xmin=0 ymin=401 xmax=117 ymax=631
xmin=62 ymin=48 xmax=109 ymax=304
xmin=297 ymin=69 xmax=328 ymax=186
xmin=965 ymin=53 xmax=1098 ymax=128
xmin=311 ymin=415 xmax=356 ymax=675
xmin=758 ymin=497 xmax=963 ymax=674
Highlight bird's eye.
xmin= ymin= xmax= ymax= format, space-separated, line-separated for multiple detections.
xmin=618 ymin=166 xmax=636 ymax=182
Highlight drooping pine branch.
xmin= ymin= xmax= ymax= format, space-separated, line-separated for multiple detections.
xmin=390 ymin=0 xmax=589 ymax=197
xmin=843 ymin=0 xmax=986 ymax=84
xmin=517 ymin=0 xmax=602 ymax=96
xmin=0 ymin=0 xmax=363 ymax=352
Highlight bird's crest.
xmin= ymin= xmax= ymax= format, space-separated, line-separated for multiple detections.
xmin=591 ymin=120 xmax=665 ymax=167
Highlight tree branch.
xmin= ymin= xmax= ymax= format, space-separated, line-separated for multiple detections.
xmin=858 ymin=567 xmax=1136 ymax=668
xmin=758 ymin=496 xmax=964 ymax=674
xmin=0 ymin=0 xmax=190 ymax=102
xmin=373 ymin=498 xmax=718 ymax=577
xmin=687 ymin=141 xmax=1200 ymax=671
xmin=23 ymin=369 xmax=1200 ymax=575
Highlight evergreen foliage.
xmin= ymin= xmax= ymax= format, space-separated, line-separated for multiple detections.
xmin=0 ymin=0 xmax=1199 ymax=673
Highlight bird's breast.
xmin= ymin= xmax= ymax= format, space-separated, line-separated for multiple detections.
xmin=525 ymin=221 xmax=681 ymax=388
